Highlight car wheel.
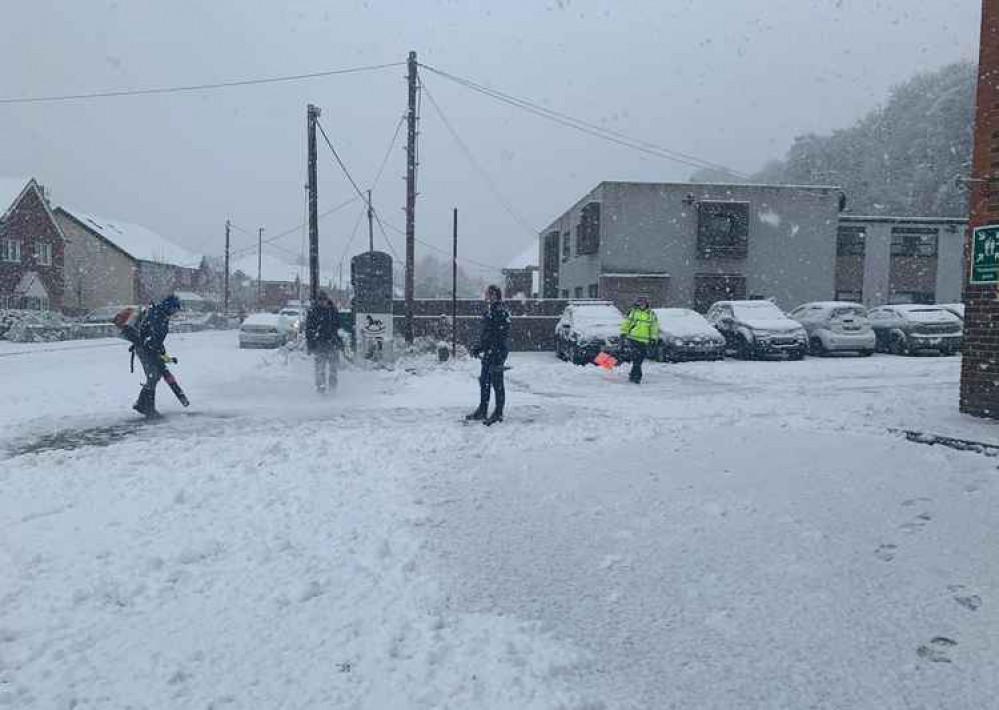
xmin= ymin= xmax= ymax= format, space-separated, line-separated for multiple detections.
xmin=889 ymin=333 xmax=909 ymax=356
xmin=788 ymin=348 xmax=806 ymax=361
xmin=860 ymin=349 xmax=874 ymax=357
xmin=736 ymin=335 xmax=754 ymax=360
xmin=808 ymin=336 xmax=827 ymax=357
xmin=570 ymin=344 xmax=587 ymax=366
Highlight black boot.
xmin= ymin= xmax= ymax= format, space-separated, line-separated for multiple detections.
xmin=133 ymin=388 xmax=160 ymax=418
xmin=465 ymin=405 xmax=487 ymax=421
xmin=483 ymin=409 xmax=504 ymax=426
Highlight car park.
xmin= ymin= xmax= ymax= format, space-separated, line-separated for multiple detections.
xmin=554 ymin=301 xmax=624 ymax=364
xmin=238 ymin=313 xmax=295 ymax=349
xmin=652 ymin=308 xmax=725 ymax=361
xmin=706 ymin=300 xmax=808 ymax=360
xmin=868 ymin=304 xmax=962 ymax=355
xmin=788 ymin=301 xmax=875 ymax=356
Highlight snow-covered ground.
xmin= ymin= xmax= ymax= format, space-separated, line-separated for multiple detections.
xmin=1 ymin=332 xmax=996 ymax=708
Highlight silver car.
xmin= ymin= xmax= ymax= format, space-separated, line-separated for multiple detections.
xmin=238 ymin=313 xmax=294 ymax=349
xmin=868 ymin=304 xmax=963 ymax=356
xmin=789 ymin=301 xmax=875 ymax=356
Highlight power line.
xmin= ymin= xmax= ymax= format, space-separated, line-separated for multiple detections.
xmin=0 ymin=61 xmax=405 ymax=105
xmin=228 ymin=195 xmax=360 ymax=259
xmin=419 ymin=63 xmax=748 ymax=179
xmin=371 ymin=115 xmax=406 ymax=192
xmin=421 ymin=80 xmax=538 ymax=238
xmin=378 ymin=217 xmax=503 ymax=273
xmin=315 ymin=118 xmax=368 ymax=204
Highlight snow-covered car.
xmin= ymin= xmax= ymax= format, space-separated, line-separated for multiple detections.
xmin=278 ymin=307 xmax=304 ymax=337
xmin=652 ymin=308 xmax=725 ymax=361
xmin=938 ymin=303 xmax=965 ymax=321
xmin=83 ymin=305 xmax=137 ymax=323
xmin=554 ymin=301 xmax=624 ymax=364
xmin=788 ymin=301 xmax=875 ymax=356
xmin=238 ymin=313 xmax=293 ymax=349
xmin=706 ymin=300 xmax=807 ymax=360
xmin=868 ymin=304 xmax=962 ymax=355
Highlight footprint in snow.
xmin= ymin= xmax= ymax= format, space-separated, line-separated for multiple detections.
xmin=916 ymin=636 xmax=957 ymax=663
xmin=901 ymin=497 xmax=932 ymax=507
xmin=900 ymin=512 xmax=932 ymax=533
xmin=947 ymin=585 xmax=982 ymax=612
xmin=874 ymin=543 xmax=898 ymax=562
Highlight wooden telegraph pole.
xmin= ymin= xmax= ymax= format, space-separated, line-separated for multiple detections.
xmin=405 ymin=51 xmax=418 ymax=343
xmin=307 ymin=104 xmax=321 ymax=303
xmin=223 ymin=219 xmax=230 ymax=315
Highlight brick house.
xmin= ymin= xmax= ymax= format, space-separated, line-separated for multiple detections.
xmin=960 ymin=1 xmax=999 ymax=418
xmin=55 ymin=207 xmax=203 ymax=311
xmin=0 ymin=177 xmax=66 ymax=311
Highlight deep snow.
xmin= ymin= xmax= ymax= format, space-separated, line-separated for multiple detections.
xmin=1 ymin=332 xmax=996 ymax=708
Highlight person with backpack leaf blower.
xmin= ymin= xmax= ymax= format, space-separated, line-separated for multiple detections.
xmin=466 ymin=285 xmax=510 ymax=426
xmin=132 ymin=294 xmax=182 ymax=417
xmin=621 ymin=296 xmax=659 ymax=384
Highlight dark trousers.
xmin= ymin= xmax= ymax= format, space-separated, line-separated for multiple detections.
xmin=314 ymin=348 xmax=339 ymax=391
xmin=628 ymin=340 xmax=648 ymax=382
xmin=478 ymin=357 xmax=506 ymax=414
xmin=136 ymin=346 xmax=165 ymax=392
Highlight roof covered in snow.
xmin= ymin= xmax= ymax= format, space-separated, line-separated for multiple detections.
xmin=231 ymin=253 xmax=305 ymax=284
xmin=0 ymin=177 xmax=33 ymax=218
xmin=59 ymin=207 xmax=201 ymax=269
xmin=504 ymin=242 xmax=538 ymax=271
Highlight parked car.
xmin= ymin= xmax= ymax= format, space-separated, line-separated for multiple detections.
xmin=788 ymin=301 xmax=875 ymax=356
xmin=83 ymin=305 xmax=137 ymax=323
xmin=238 ymin=313 xmax=295 ymax=349
xmin=868 ymin=304 xmax=963 ymax=355
xmin=939 ymin=303 xmax=965 ymax=322
xmin=555 ymin=301 xmax=624 ymax=364
xmin=705 ymin=300 xmax=808 ymax=360
xmin=652 ymin=308 xmax=725 ymax=361
xmin=278 ymin=307 xmax=304 ymax=338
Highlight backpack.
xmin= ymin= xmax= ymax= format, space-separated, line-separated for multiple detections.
xmin=113 ymin=306 xmax=145 ymax=346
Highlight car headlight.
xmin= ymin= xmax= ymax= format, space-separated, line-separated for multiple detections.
xmin=672 ymin=338 xmax=684 ymax=347
xmin=794 ymin=328 xmax=807 ymax=339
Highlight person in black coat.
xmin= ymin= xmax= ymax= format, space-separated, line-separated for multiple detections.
xmin=467 ymin=284 xmax=510 ymax=425
xmin=133 ymin=294 xmax=182 ymax=417
xmin=306 ymin=291 xmax=342 ymax=393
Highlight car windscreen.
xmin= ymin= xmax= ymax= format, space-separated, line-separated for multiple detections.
xmin=731 ymin=303 xmax=784 ymax=320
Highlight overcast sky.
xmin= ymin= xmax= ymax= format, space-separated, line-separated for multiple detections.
xmin=0 ymin=0 xmax=981 ymax=280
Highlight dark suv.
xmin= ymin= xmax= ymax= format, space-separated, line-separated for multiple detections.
xmin=705 ymin=300 xmax=808 ymax=360
xmin=868 ymin=304 xmax=962 ymax=355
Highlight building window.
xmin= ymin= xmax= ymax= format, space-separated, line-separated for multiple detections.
xmin=576 ymin=202 xmax=600 ymax=256
xmin=560 ymin=289 xmax=569 ymax=298
xmin=1 ymin=239 xmax=21 ymax=263
xmin=697 ymin=202 xmax=749 ymax=259
xmin=836 ymin=290 xmax=863 ymax=302
xmin=837 ymin=226 xmax=866 ymax=256
xmin=574 ymin=286 xmax=583 ymax=299
xmin=694 ymin=274 xmax=747 ymax=313
xmin=562 ymin=231 xmax=570 ymax=262
xmin=889 ymin=291 xmax=934 ymax=305
xmin=890 ymin=227 xmax=938 ymax=257
xmin=543 ymin=231 xmax=561 ymax=298
xmin=587 ymin=284 xmax=599 ymax=298
xmin=34 ymin=242 xmax=53 ymax=266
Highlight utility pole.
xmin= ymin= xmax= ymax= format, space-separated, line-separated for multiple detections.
xmin=367 ymin=189 xmax=374 ymax=253
xmin=257 ymin=227 xmax=264 ymax=309
xmin=307 ymin=104 xmax=321 ymax=303
xmin=452 ymin=208 xmax=458 ymax=359
xmin=223 ymin=219 xmax=231 ymax=316
xmin=405 ymin=50 xmax=418 ymax=343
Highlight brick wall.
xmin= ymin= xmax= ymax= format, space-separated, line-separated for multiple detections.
xmin=0 ymin=186 xmax=65 ymax=310
xmin=960 ymin=1 xmax=999 ymax=417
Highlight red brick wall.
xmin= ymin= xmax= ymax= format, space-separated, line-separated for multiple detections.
xmin=0 ymin=186 xmax=65 ymax=310
xmin=960 ymin=1 xmax=999 ymax=417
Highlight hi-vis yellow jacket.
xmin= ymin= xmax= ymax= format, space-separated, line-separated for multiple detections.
xmin=621 ymin=307 xmax=660 ymax=344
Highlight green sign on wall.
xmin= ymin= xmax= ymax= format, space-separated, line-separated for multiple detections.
xmin=971 ymin=225 xmax=999 ymax=284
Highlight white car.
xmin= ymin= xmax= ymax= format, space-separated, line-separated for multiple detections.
xmin=789 ymin=301 xmax=876 ymax=356
xmin=239 ymin=313 xmax=295 ymax=349
xmin=278 ymin=307 xmax=304 ymax=337
xmin=652 ymin=308 xmax=726 ymax=361
xmin=554 ymin=301 xmax=624 ymax=364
